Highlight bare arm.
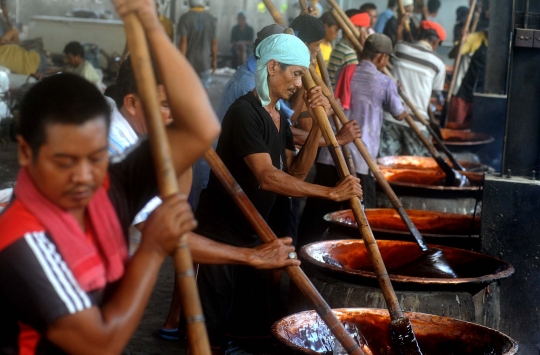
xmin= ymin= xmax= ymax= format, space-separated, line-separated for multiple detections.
xmin=211 ymin=38 xmax=218 ymax=73
xmin=119 ymin=1 xmax=220 ymax=177
xmin=46 ymin=194 xmax=197 ymax=354
xmin=244 ymin=152 xmax=362 ymax=202
xmin=179 ymin=35 xmax=188 ymax=54
xmin=292 ymin=120 xmax=361 ymax=147
xmin=187 ymin=233 xmax=300 ymax=268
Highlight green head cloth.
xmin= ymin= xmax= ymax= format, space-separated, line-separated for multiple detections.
xmin=254 ymin=34 xmax=310 ymax=110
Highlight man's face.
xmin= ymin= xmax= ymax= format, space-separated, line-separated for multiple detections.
xmin=405 ymin=5 xmax=414 ymax=14
xmin=124 ymin=84 xmax=172 ymax=135
xmin=64 ymin=53 xmax=78 ymax=68
xmin=268 ymin=61 xmax=305 ymax=101
xmin=237 ymin=15 xmax=246 ymax=26
xmin=307 ymin=40 xmax=323 ymax=60
xmin=18 ymin=118 xmax=109 ymax=212
xmin=366 ymin=9 xmax=378 ymax=28
xmin=325 ymin=24 xmax=340 ymax=42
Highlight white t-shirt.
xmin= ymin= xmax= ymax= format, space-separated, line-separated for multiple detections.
xmin=384 ymin=41 xmax=445 ymax=129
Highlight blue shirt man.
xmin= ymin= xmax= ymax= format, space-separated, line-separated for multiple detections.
xmin=374 ymin=0 xmax=397 ymax=33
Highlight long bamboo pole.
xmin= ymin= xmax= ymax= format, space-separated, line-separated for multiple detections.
xmin=445 ymin=0 xmax=477 ymax=116
xmin=329 ymin=6 xmax=466 ymax=185
xmin=262 ymin=0 xmax=285 ymax=25
xmin=302 ymin=70 xmax=422 ymax=355
xmin=309 ymin=67 xmax=430 ymax=251
xmin=301 ymin=0 xmax=357 ymax=176
xmin=203 ymin=152 xmax=367 ymax=355
xmin=122 ymin=13 xmax=211 ymax=355
xmin=396 ymin=0 xmax=415 ymax=42
xmin=327 ymin=0 xmax=361 ymax=38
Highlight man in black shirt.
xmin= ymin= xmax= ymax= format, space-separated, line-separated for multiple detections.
xmin=195 ymin=33 xmax=363 ymax=352
xmin=230 ymin=10 xmax=254 ymax=68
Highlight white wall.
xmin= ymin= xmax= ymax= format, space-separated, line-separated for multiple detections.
xmin=319 ymin=0 xmax=469 ymax=45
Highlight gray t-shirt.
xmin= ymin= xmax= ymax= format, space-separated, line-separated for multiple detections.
xmin=177 ymin=10 xmax=216 ymax=73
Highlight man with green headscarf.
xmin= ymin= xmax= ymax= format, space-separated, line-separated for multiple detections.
xmin=194 ymin=34 xmax=363 ymax=352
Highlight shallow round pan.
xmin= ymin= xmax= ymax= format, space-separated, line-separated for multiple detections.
xmin=300 ymin=240 xmax=514 ymax=286
xmin=324 ymin=209 xmax=480 ymax=237
xmin=439 ymin=128 xmax=495 ymax=146
xmin=272 ymin=308 xmax=518 ymax=355
xmin=377 ymin=156 xmax=493 ymax=173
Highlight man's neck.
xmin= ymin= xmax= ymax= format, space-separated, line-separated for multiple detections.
xmin=417 ymin=40 xmax=433 ymax=51
xmin=253 ymin=89 xmax=279 ymax=114
xmin=119 ymin=107 xmax=145 ymax=136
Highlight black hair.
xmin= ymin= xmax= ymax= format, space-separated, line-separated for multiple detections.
xmin=360 ymin=3 xmax=377 ymax=12
xmin=387 ymin=0 xmax=397 ymax=9
xmin=419 ymin=28 xmax=440 ymax=43
xmin=18 ymin=73 xmax=110 ymax=158
xmin=427 ymin=0 xmax=441 ymax=14
xmin=345 ymin=9 xmax=362 ymax=18
xmin=456 ymin=6 xmax=469 ymax=23
xmin=360 ymin=49 xmax=379 ymax=60
xmin=319 ymin=12 xmax=337 ymax=26
xmin=63 ymin=41 xmax=85 ymax=58
xmin=115 ymin=56 xmax=162 ymax=109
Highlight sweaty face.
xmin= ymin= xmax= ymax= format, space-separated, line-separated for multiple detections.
xmin=19 ymin=118 xmax=109 ymax=212
xmin=268 ymin=63 xmax=306 ymax=101
xmin=307 ymin=40 xmax=323 ymax=60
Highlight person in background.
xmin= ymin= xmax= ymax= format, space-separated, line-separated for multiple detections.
xmin=379 ymin=20 xmax=446 ymax=157
xmin=383 ymin=0 xmax=417 ymax=45
xmin=447 ymin=0 xmax=490 ymax=129
xmin=63 ymin=41 xmax=101 ymax=87
xmin=300 ymin=34 xmax=406 ymax=246
xmin=453 ymin=6 xmax=470 ymax=43
xmin=230 ymin=10 xmax=254 ymax=68
xmin=0 ymin=0 xmax=12 ymax=36
xmin=375 ymin=0 xmax=396 ymax=34
xmin=359 ymin=2 xmax=378 ymax=31
xmin=327 ymin=11 xmax=370 ymax=87
xmin=319 ymin=12 xmax=339 ymax=66
xmin=177 ymin=0 xmax=217 ymax=90
xmin=425 ymin=0 xmax=441 ymax=22
xmin=157 ymin=1 xmax=174 ymax=41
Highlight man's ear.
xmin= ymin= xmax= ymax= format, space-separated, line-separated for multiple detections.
xmin=123 ymin=94 xmax=139 ymax=117
xmin=17 ymin=135 xmax=33 ymax=167
xmin=267 ymin=60 xmax=278 ymax=76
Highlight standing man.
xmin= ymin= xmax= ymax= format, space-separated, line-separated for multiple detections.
xmin=300 ymin=34 xmax=407 ymax=246
xmin=319 ymin=12 xmax=340 ymax=66
xmin=230 ymin=10 xmax=254 ymax=68
xmin=327 ymin=12 xmax=370 ymax=87
xmin=359 ymin=3 xmax=378 ymax=30
xmin=380 ymin=20 xmax=446 ymax=157
xmin=177 ymin=0 xmax=217 ymax=90
xmin=195 ymin=34 xmax=363 ymax=353
xmin=383 ymin=0 xmax=417 ymax=45
xmin=375 ymin=0 xmax=397 ymax=34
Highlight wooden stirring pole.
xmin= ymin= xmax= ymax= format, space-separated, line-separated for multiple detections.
xmin=308 ymin=67 xmax=430 ymax=252
xmin=297 ymin=0 xmax=357 ymax=174
xmin=329 ymin=7 xmax=467 ymax=186
xmin=445 ymin=0 xmax=477 ymax=121
xmin=302 ymin=69 xmax=423 ymax=355
xmin=203 ymin=151 xmax=368 ymax=355
xmin=122 ymin=13 xmax=211 ymax=355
